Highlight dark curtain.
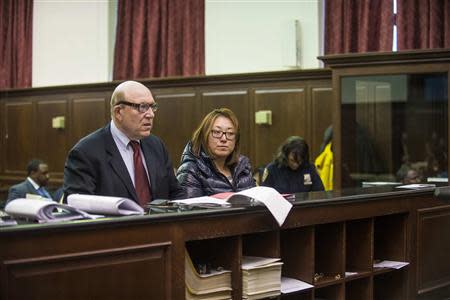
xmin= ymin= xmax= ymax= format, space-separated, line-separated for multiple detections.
xmin=113 ymin=0 xmax=204 ymax=80
xmin=0 ymin=0 xmax=33 ymax=89
xmin=325 ymin=0 xmax=393 ymax=54
xmin=397 ymin=0 xmax=450 ymax=50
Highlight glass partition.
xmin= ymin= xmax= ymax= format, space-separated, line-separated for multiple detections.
xmin=341 ymin=73 xmax=448 ymax=187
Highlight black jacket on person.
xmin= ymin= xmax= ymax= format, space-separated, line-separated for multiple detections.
xmin=261 ymin=162 xmax=324 ymax=194
xmin=176 ymin=142 xmax=256 ymax=198
xmin=64 ymin=124 xmax=185 ymax=204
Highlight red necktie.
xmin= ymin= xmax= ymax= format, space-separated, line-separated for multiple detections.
xmin=130 ymin=141 xmax=151 ymax=207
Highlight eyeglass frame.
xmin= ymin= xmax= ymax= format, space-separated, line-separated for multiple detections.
xmin=210 ymin=129 xmax=236 ymax=141
xmin=115 ymin=100 xmax=159 ymax=113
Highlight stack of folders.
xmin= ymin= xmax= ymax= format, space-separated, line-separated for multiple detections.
xmin=185 ymin=250 xmax=232 ymax=300
xmin=242 ymin=256 xmax=283 ymax=300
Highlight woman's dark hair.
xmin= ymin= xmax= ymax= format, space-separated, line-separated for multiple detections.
xmin=275 ymin=136 xmax=310 ymax=167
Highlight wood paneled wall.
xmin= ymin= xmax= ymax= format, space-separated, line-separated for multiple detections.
xmin=0 ymin=70 xmax=332 ymax=193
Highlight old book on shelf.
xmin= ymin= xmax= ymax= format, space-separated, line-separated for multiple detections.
xmin=67 ymin=194 xmax=144 ymax=216
xmin=185 ymin=250 xmax=232 ymax=300
xmin=242 ymin=256 xmax=283 ymax=300
xmin=4 ymin=198 xmax=90 ymax=223
xmin=173 ymin=186 xmax=292 ymax=226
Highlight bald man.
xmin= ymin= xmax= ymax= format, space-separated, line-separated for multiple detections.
xmin=63 ymin=81 xmax=185 ymax=206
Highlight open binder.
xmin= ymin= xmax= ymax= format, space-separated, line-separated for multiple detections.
xmin=173 ymin=186 xmax=292 ymax=226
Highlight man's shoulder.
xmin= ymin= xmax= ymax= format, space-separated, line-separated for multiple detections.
xmin=74 ymin=126 xmax=108 ymax=149
xmin=140 ymin=134 xmax=167 ymax=152
xmin=141 ymin=134 xmax=163 ymax=145
xmin=9 ymin=180 xmax=30 ymax=190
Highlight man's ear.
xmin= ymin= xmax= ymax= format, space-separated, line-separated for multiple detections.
xmin=113 ymin=106 xmax=123 ymax=121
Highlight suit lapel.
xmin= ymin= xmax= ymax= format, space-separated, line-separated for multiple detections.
xmin=25 ymin=180 xmax=39 ymax=195
xmin=103 ymin=125 xmax=138 ymax=201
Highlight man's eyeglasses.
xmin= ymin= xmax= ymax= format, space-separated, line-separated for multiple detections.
xmin=116 ymin=101 xmax=158 ymax=113
xmin=211 ymin=129 xmax=236 ymax=141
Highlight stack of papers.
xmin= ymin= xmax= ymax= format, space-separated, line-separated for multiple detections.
xmin=0 ymin=216 xmax=18 ymax=227
xmin=67 ymin=194 xmax=144 ymax=216
xmin=3 ymin=194 xmax=145 ymax=224
xmin=362 ymin=181 xmax=401 ymax=187
xmin=280 ymin=277 xmax=313 ymax=294
xmin=4 ymin=198 xmax=90 ymax=223
xmin=185 ymin=250 xmax=232 ymax=300
xmin=242 ymin=256 xmax=283 ymax=299
xmin=395 ymin=184 xmax=435 ymax=189
xmin=173 ymin=186 xmax=293 ymax=226
xmin=373 ymin=260 xmax=409 ymax=269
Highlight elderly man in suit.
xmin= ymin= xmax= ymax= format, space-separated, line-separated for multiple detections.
xmin=7 ymin=159 xmax=54 ymax=203
xmin=63 ymin=81 xmax=185 ymax=207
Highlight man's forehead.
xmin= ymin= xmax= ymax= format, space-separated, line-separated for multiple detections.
xmin=124 ymin=88 xmax=153 ymax=102
xmin=38 ymin=164 xmax=49 ymax=171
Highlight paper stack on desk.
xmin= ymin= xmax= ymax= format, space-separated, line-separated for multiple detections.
xmin=241 ymin=256 xmax=283 ymax=300
xmin=67 ymin=194 xmax=144 ymax=216
xmin=185 ymin=250 xmax=232 ymax=300
xmin=173 ymin=186 xmax=293 ymax=226
xmin=4 ymin=198 xmax=89 ymax=223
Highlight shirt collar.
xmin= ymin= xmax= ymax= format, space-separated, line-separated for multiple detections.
xmin=110 ymin=120 xmax=134 ymax=149
xmin=27 ymin=177 xmax=40 ymax=190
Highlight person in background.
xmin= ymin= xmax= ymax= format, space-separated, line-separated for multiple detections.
xmin=177 ymin=108 xmax=255 ymax=198
xmin=64 ymin=80 xmax=185 ymax=207
xmin=6 ymin=159 xmax=54 ymax=203
xmin=396 ymin=165 xmax=422 ymax=184
xmin=261 ymin=136 xmax=324 ymax=194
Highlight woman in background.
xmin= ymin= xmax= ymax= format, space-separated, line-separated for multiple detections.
xmin=177 ymin=108 xmax=255 ymax=198
xmin=261 ymin=136 xmax=324 ymax=193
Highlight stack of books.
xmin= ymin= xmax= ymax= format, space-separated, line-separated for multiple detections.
xmin=242 ymin=256 xmax=283 ymax=300
xmin=185 ymin=250 xmax=232 ymax=300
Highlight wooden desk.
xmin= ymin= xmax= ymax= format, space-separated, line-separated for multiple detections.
xmin=1 ymin=187 xmax=449 ymax=300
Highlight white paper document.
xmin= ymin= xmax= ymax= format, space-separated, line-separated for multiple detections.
xmin=281 ymin=277 xmax=313 ymax=294
xmin=373 ymin=260 xmax=409 ymax=269
xmin=362 ymin=182 xmax=401 ymax=187
xmin=234 ymin=187 xmax=293 ymax=226
xmin=67 ymin=194 xmax=144 ymax=215
xmin=172 ymin=186 xmax=293 ymax=226
xmin=396 ymin=184 xmax=435 ymax=189
xmin=5 ymin=198 xmax=90 ymax=223
xmin=173 ymin=196 xmax=231 ymax=208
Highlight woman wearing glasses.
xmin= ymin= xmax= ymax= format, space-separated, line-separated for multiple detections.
xmin=177 ymin=108 xmax=255 ymax=198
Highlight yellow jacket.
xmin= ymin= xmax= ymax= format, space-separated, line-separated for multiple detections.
xmin=314 ymin=142 xmax=333 ymax=191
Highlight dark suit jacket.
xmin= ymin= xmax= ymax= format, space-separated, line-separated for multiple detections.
xmin=6 ymin=180 xmax=53 ymax=203
xmin=63 ymin=124 xmax=185 ymax=203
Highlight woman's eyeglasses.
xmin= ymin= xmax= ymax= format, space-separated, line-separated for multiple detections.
xmin=211 ymin=130 xmax=236 ymax=141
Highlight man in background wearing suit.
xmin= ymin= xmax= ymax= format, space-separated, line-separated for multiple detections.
xmin=63 ymin=80 xmax=185 ymax=207
xmin=6 ymin=159 xmax=54 ymax=203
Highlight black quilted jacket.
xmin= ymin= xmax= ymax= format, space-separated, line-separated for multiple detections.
xmin=176 ymin=142 xmax=256 ymax=198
